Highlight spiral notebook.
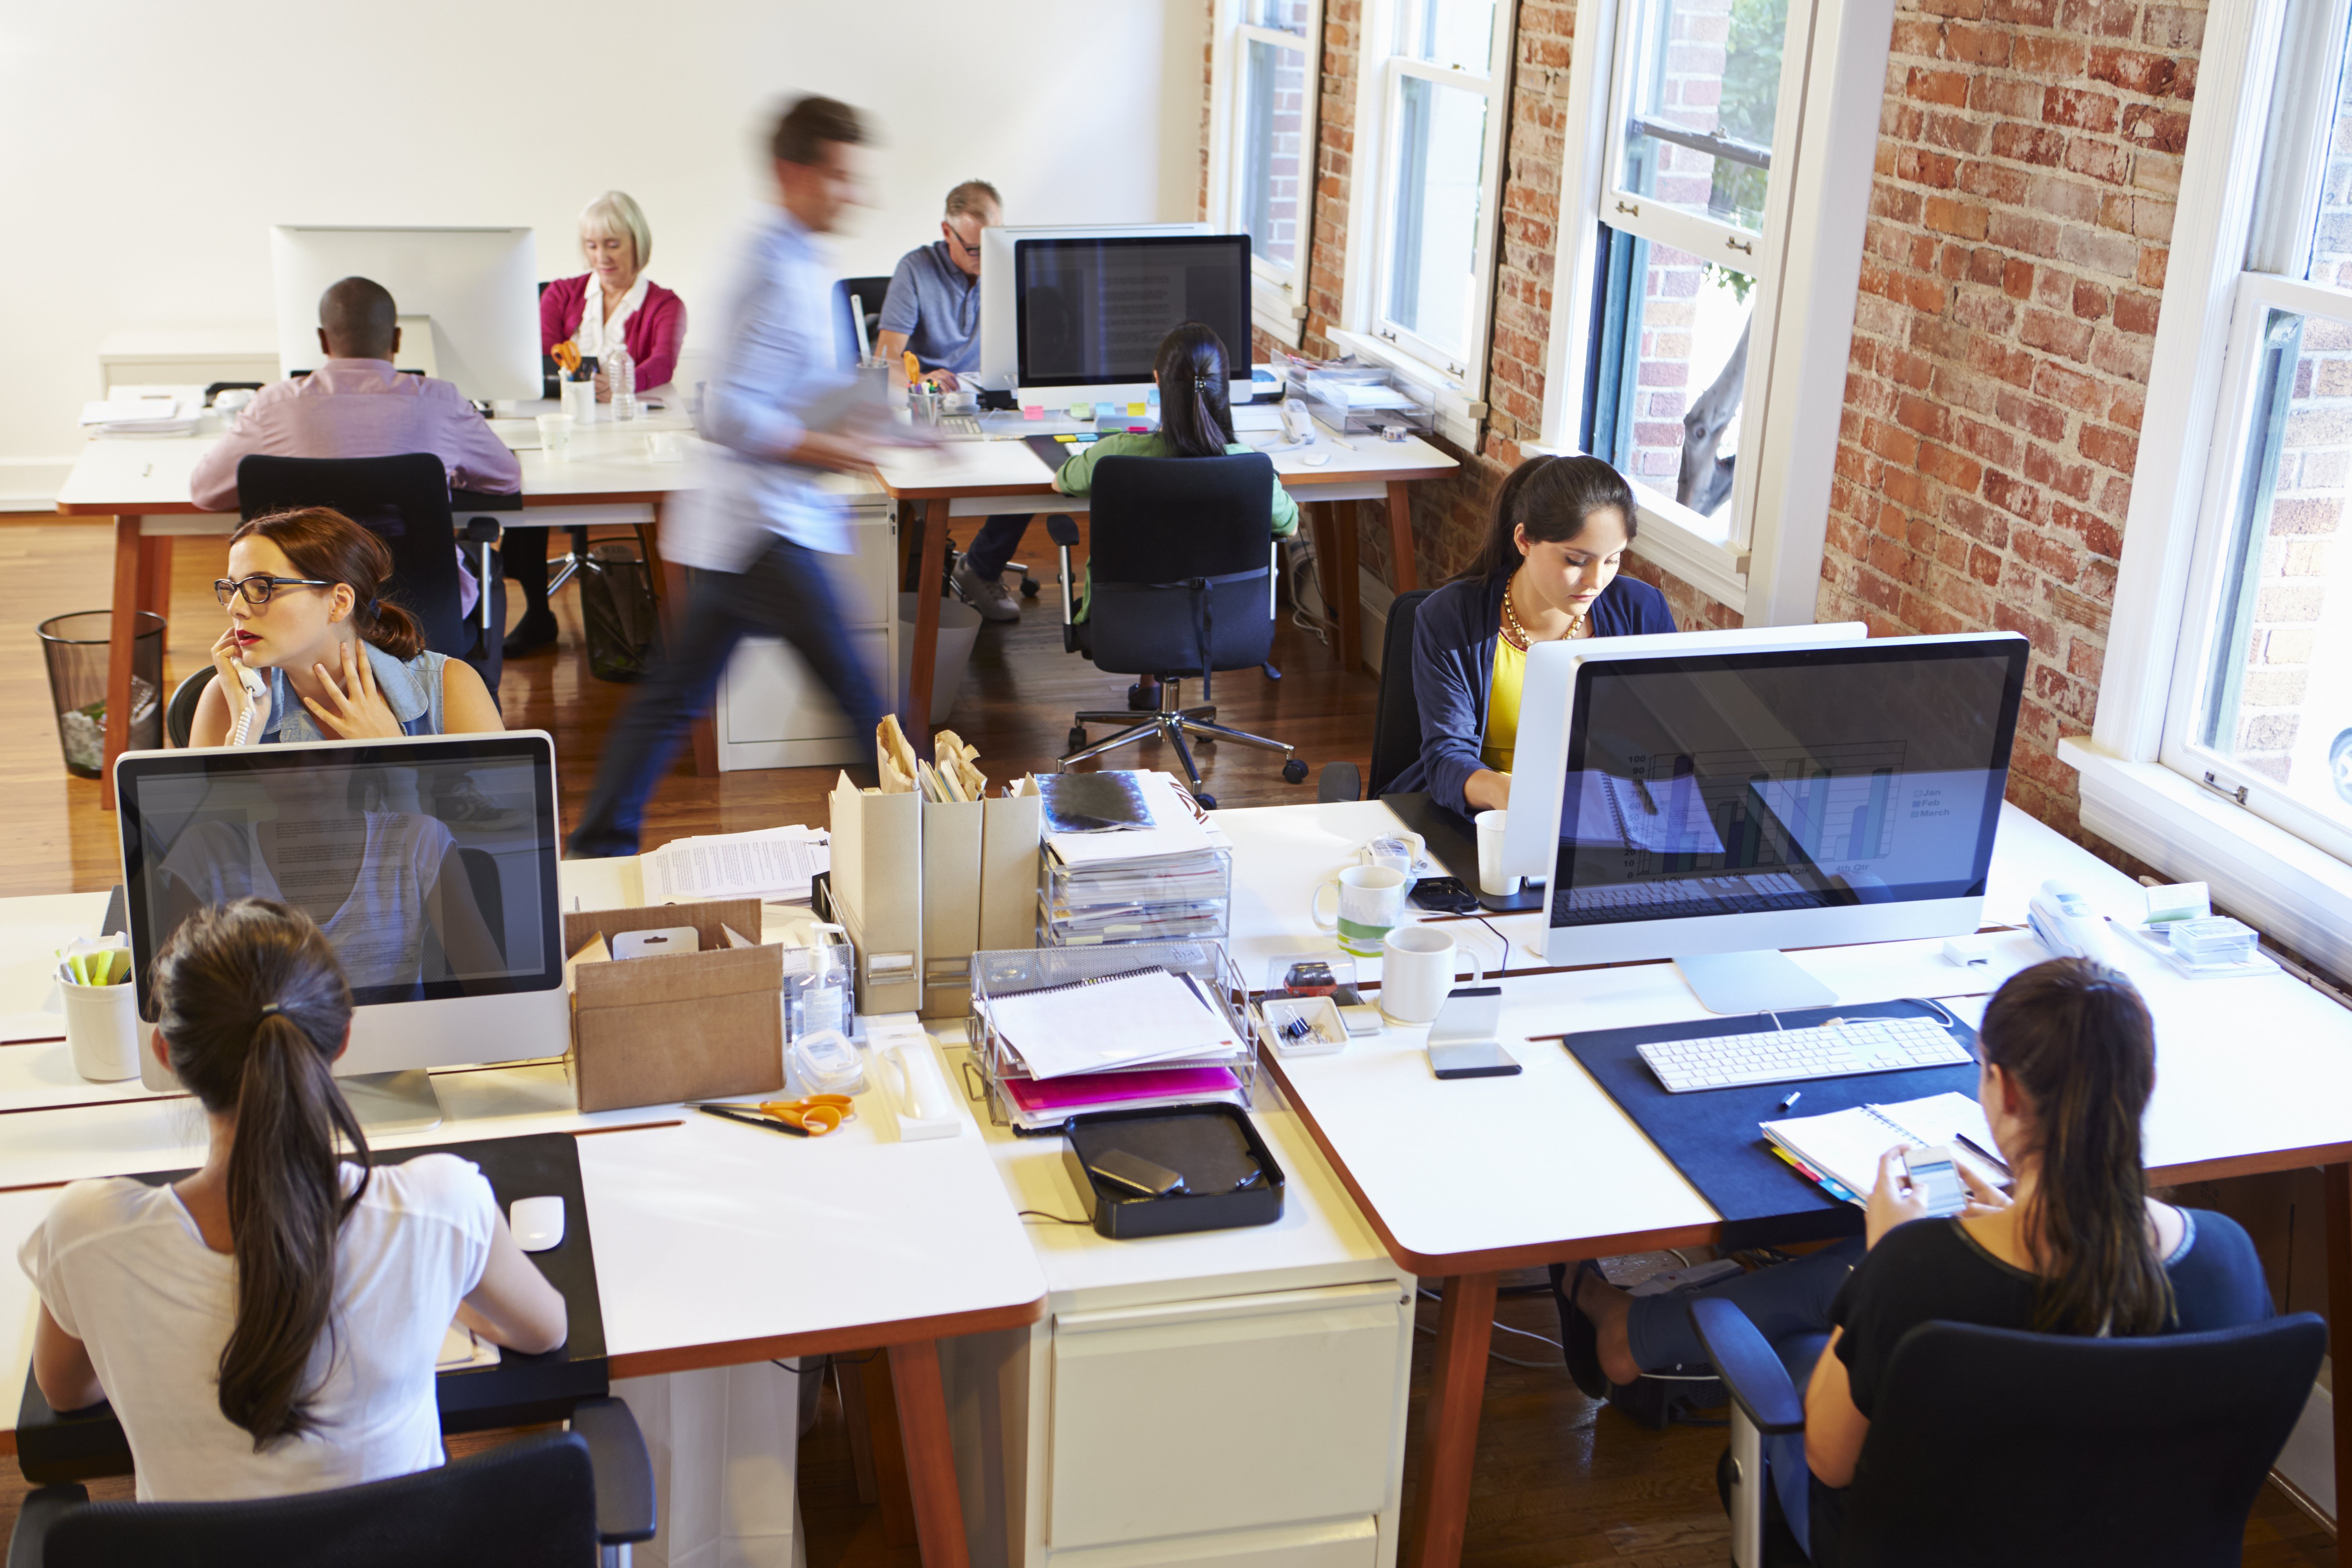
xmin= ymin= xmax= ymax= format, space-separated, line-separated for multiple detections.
xmin=981 ymin=966 xmax=1242 ymax=1080
xmin=1759 ymin=1091 xmax=2001 ymax=1207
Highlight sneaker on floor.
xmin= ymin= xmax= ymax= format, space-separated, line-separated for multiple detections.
xmin=503 ymin=608 xmax=559 ymax=658
xmin=952 ymin=558 xmax=1020 ymax=622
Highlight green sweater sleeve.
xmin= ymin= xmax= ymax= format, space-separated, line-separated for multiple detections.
xmin=1054 ymin=434 xmax=1298 ymax=539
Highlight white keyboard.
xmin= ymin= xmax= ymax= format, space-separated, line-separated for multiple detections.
xmin=1639 ymin=1016 xmax=1974 ymax=1093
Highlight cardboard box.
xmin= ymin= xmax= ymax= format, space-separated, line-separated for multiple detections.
xmin=563 ymin=901 xmax=784 ymax=1113
xmin=829 ymin=772 xmax=923 ymax=1015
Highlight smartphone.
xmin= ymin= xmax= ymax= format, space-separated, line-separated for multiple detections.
xmin=1088 ymin=1149 xmax=1187 ymax=1198
xmin=1428 ymin=1040 xmax=1522 ymax=1080
xmin=612 ymin=926 xmax=701 ymax=961
xmin=1902 ymin=1145 xmax=1970 ymax=1218
xmin=1409 ymin=876 xmax=1480 ymax=914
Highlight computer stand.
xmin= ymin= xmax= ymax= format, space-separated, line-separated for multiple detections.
xmin=1673 ymin=951 xmax=1837 ymax=1015
xmin=339 ymin=1069 xmax=447 ymax=1136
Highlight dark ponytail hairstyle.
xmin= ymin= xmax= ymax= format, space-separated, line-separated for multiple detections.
xmin=1978 ymin=957 xmax=2174 ymax=1336
xmin=229 ymin=508 xmax=426 ymax=660
xmin=153 ymin=899 xmax=370 ymax=1449
xmin=1154 ymin=322 xmax=1238 ymax=459
xmin=1453 ymin=455 xmax=1639 ymax=585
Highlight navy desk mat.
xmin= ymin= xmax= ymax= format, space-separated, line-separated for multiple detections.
xmin=1552 ymin=1000 xmax=1982 ymax=1250
xmin=16 ymin=1131 xmax=606 ymax=1484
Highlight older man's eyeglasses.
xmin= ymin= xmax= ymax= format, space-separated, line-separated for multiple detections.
xmin=215 ymin=574 xmax=334 ymax=608
xmin=942 ymin=226 xmax=984 ymax=259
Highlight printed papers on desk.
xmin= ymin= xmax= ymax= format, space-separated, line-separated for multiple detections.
xmin=977 ymin=966 xmax=1249 ymax=1130
xmin=642 ymin=824 xmax=828 ymax=903
xmin=1040 ymin=771 xmax=1233 ymax=946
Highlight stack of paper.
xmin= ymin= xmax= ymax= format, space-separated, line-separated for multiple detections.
xmin=997 ymin=1062 xmax=1245 ymax=1132
xmin=642 ymin=824 xmax=828 ymax=903
xmin=1760 ymin=1091 xmax=2004 ymax=1206
xmin=80 ymin=396 xmax=200 ymax=436
xmin=1041 ymin=772 xmax=1233 ymax=946
xmin=981 ymin=966 xmax=1245 ymax=1082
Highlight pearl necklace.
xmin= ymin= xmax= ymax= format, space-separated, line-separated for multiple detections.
xmin=1503 ymin=581 xmax=1586 ymax=650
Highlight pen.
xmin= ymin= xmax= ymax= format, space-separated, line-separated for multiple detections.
xmin=693 ymin=1102 xmax=808 ymax=1137
xmin=1779 ymin=1090 xmax=1803 ymax=1111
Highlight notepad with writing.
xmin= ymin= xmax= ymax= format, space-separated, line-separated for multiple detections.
xmin=981 ymin=967 xmax=1241 ymax=1080
xmin=1760 ymin=1091 xmax=2002 ymax=1207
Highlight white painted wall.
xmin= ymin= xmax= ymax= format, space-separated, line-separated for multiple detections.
xmin=0 ymin=0 xmax=1206 ymax=495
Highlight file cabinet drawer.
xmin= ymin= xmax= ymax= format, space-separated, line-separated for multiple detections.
xmin=722 ymin=628 xmax=887 ymax=745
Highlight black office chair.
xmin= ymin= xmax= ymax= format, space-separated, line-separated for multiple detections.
xmin=1692 ymin=1297 xmax=2326 ymax=1568
xmin=1314 ymin=586 xmax=1432 ymax=804
xmin=236 ymin=455 xmax=510 ymax=699
xmin=8 ymin=1397 xmax=655 ymax=1568
xmin=832 ymin=275 xmax=895 ymax=368
xmin=1048 ymin=455 xmax=1306 ymax=807
xmin=165 ymin=666 xmax=215 ymax=748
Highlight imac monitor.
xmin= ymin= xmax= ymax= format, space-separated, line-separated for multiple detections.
xmin=271 ymin=225 xmax=541 ymax=402
xmin=116 ymin=732 xmax=568 ymax=1128
xmin=978 ymin=222 xmax=1208 ymax=395
xmin=1534 ymin=633 xmax=2029 ymax=1012
xmin=1013 ymin=234 xmax=1254 ymax=408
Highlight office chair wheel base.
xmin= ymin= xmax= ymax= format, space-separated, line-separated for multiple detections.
xmin=1282 ymin=758 xmax=1308 ymax=784
xmin=1021 ymin=576 xmax=1040 ymax=598
xmin=1068 ymin=726 xmax=1088 ymax=751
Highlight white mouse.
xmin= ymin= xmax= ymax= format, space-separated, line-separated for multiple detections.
xmin=510 ymin=1195 xmax=565 ymax=1252
xmin=1300 ymin=450 xmax=1333 ymax=467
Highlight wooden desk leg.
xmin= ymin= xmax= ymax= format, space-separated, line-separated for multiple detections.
xmin=902 ymin=500 xmax=950 ymax=752
xmin=2324 ymin=1163 xmax=2352 ymax=1565
xmin=1385 ymin=480 xmax=1419 ymax=594
xmin=1409 ymin=1271 xmax=1497 ymax=1568
xmin=861 ymin=1347 xmax=920 ymax=1547
xmin=1307 ymin=501 xmax=1362 ymax=676
xmin=100 ymin=516 xmax=144 ymax=811
xmin=889 ymin=1338 xmax=973 ymax=1568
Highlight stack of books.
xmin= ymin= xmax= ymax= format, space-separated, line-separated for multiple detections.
xmin=1037 ymin=771 xmax=1232 ymax=946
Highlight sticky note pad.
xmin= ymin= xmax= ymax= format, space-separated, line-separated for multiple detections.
xmin=1069 ymin=403 xmax=1094 ymax=421
xmin=1054 ymin=433 xmax=1078 ymax=442
xmin=1127 ymin=402 xmax=1148 ymax=417
xmin=1022 ymin=404 xmax=1044 ymax=421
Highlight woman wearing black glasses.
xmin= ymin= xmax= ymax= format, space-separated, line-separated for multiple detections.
xmin=188 ymin=507 xmax=505 ymax=747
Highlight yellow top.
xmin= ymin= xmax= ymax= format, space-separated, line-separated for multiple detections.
xmin=1482 ymin=634 xmax=1525 ymax=774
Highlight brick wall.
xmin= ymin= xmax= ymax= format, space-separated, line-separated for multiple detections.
xmin=1815 ymin=0 xmax=2206 ymax=837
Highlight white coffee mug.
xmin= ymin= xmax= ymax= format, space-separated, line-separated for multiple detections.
xmin=1379 ymin=926 xmax=1485 ymax=1026
xmin=1475 ymin=808 xmax=1519 ymax=897
xmin=62 ymin=980 xmax=142 ymax=1082
xmin=1311 ymin=864 xmax=1411 ymax=958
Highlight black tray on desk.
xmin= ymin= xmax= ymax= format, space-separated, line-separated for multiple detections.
xmin=16 ymin=1132 xmax=607 ymax=1484
xmin=1557 ymin=1000 xmax=1983 ymax=1251
xmin=1063 ymin=1104 xmax=1285 ymax=1240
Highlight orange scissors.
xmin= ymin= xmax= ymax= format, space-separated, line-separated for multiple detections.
xmin=755 ymin=1093 xmax=856 ymax=1135
xmin=551 ymin=341 xmax=583 ymax=376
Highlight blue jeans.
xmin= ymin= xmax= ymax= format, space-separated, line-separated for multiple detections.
xmin=568 ymin=536 xmax=886 ymax=858
xmin=960 ymin=514 xmax=1032 ymax=580
xmin=1626 ymin=1238 xmax=1862 ymax=1559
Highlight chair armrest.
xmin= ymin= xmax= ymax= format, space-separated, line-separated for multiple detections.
xmin=1690 ymin=1297 xmax=1807 ymax=1436
xmin=1045 ymin=514 xmax=1081 ymax=548
xmin=569 ymin=1396 xmax=657 ymax=1545
xmin=460 ymin=518 xmax=503 ymax=544
xmin=9 ymin=1485 xmax=89 ymax=1568
xmin=452 ymin=489 xmax=524 ymax=512
xmin=1317 ymin=762 xmax=1362 ymax=803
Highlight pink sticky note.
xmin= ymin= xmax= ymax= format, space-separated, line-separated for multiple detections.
xmin=1022 ymin=404 xmax=1044 ymax=421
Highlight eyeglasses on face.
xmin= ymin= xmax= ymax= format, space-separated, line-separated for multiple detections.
xmin=215 ymin=573 xmax=334 ymax=608
xmin=943 ymin=225 xmax=983 ymax=259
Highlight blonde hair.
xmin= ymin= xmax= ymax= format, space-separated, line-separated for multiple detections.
xmin=944 ymin=180 xmax=1002 ymax=221
xmin=579 ymin=191 xmax=652 ymax=271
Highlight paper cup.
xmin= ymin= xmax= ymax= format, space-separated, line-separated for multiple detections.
xmin=536 ymin=412 xmax=574 ymax=460
xmin=1475 ymin=809 xmax=1519 ymax=897
xmin=62 ymin=981 xmax=142 ymax=1082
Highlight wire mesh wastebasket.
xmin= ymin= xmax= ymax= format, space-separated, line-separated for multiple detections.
xmin=38 ymin=611 xmax=164 ymax=778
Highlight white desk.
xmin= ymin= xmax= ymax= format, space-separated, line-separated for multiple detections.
xmin=1216 ymin=794 xmax=2352 ymax=1568
xmin=0 ymin=863 xmax=1042 ymax=1568
xmin=871 ymin=421 xmax=1458 ymax=744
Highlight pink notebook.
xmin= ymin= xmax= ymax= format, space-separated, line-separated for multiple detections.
xmin=1002 ymin=1065 xmax=1242 ymax=1116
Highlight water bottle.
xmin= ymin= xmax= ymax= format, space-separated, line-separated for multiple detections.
xmin=606 ymin=338 xmax=638 ymax=421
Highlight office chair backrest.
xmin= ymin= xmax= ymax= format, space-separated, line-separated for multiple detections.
xmin=833 ymin=275 xmax=895 ymax=368
xmin=1366 ymin=588 xmax=1432 ymax=799
xmin=166 ymin=666 xmax=216 ymax=749
xmin=235 ymin=454 xmax=500 ymax=695
xmin=41 ymin=1429 xmax=600 ymax=1568
xmin=1084 ymin=455 xmax=1279 ymax=679
xmin=1840 ymin=1313 xmax=2326 ymax=1568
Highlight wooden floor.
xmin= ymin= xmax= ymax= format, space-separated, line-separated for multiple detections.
xmin=0 ymin=520 xmax=2335 ymax=1563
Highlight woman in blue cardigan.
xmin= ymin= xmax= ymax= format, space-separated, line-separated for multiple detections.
xmin=1388 ymin=455 xmax=1676 ymax=815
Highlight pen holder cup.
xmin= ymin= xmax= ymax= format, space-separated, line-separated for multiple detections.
xmin=62 ymin=980 xmax=142 ymax=1082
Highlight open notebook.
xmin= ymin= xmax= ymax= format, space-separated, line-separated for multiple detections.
xmin=1761 ymin=1091 xmax=2004 ymax=1206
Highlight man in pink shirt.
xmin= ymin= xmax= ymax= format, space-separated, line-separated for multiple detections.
xmin=189 ymin=277 xmax=521 ymax=512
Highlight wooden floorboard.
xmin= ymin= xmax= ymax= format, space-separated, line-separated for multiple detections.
xmin=0 ymin=523 xmax=2334 ymax=1562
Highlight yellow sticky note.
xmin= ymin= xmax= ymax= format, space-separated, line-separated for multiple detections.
xmin=1127 ymin=401 xmax=1148 ymax=417
xmin=1055 ymin=433 xmax=1078 ymax=442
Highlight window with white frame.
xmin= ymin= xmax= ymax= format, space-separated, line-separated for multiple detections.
xmin=1581 ymin=0 xmax=1796 ymax=536
xmin=1351 ymin=0 xmax=1515 ymax=386
xmin=1209 ymin=0 xmax=1324 ymax=345
xmin=2159 ymin=13 xmax=2352 ymax=862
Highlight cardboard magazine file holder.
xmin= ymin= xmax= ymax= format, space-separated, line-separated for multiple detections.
xmin=978 ymin=777 xmax=1044 ymax=951
xmin=563 ymin=900 xmax=784 ymax=1113
xmin=828 ymin=772 xmax=923 ymax=1016
xmin=921 ymin=794 xmax=984 ymax=1019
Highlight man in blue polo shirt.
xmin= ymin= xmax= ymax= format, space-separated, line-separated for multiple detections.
xmin=876 ymin=180 xmax=1029 ymax=622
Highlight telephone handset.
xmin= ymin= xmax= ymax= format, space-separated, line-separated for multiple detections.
xmin=1279 ymin=397 xmax=1315 ymax=446
xmin=226 ymin=662 xmax=270 ymax=747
